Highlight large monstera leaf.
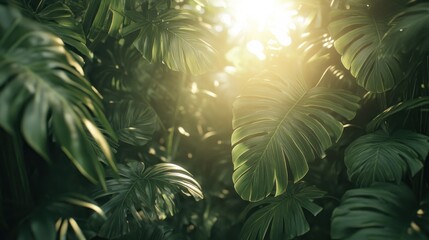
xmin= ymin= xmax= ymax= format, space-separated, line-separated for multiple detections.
xmin=0 ymin=7 xmax=116 ymax=185
xmin=123 ymin=9 xmax=216 ymax=75
xmin=94 ymin=161 xmax=203 ymax=239
xmin=331 ymin=183 xmax=429 ymax=240
xmin=231 ymin=71 xmax=360 ymax=202
xmin=240 ymin=183 xmax=325 ymax=240
xmin=345 ymin=130 xmax=429 ymax=187
xmin=329 ymin=0 xmax=407 ymax=92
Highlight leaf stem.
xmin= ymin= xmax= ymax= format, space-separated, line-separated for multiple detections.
xmin=166 ymin=73 xmax=187 ymax=160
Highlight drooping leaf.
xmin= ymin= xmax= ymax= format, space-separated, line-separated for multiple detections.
xmin=94 ymin=161 xmax=203 ymax=239
xmin=385 ymin=3 xmax=429 ymax=54
xmin=123 ymin=9 xmax=217 ymax=75
xmin=331 ymin=183 xmax=429 ymax=240
xmin=0 ymin=6 xmax=116 ymax=186
xmin=367 ymin=96 xmax=429 ymax=132
xmin=109 ymin=100 xmax=159 ymax=146
xmin=231 ymin=70 xmax=360 ymax=202
xmin=36 ymin=2 xmax=93 ymax=59
xmin=329 ymin=0 xmax=407 ymax=92
xmin=345 ymin=130 xmax=429 ymax=187
xmin=240 ymin=183 xmax=325 ymax=240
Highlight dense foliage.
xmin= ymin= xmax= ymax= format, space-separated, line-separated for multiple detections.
xmin=1 ymin=0 xmax=429 ymax=239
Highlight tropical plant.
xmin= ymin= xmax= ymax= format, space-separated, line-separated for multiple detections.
xmin=2 ymin=0 xmax=429 ymax=239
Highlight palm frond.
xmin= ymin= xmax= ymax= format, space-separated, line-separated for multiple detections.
xmin=231 ymin=70 xmax=360 ymax=201
xmin=94 ymin=161 xmax=203 ymax=239
xmin=331 ymin=183 xmax=428 ymax=239
xmin=123 ymin=9 xmax=217 ymax=75
xmin=329 ymin=0 xmax=407 ymax=92
xmin=240 ymin=183 xmax=325 ymax=240
xmin=0 ymin=6 xmax=116 ymax=186
xmin=345 ymin=130 xmax=429 ymax=187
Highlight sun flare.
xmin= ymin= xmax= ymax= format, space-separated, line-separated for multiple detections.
xmin=226 ymin=0 xmax=298 ymax=41
xmin=222 ymin=0 xmax=300 ymax=60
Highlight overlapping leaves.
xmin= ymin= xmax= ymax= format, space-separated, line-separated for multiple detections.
xmin=332 ymin=183 xmax=429 ymax=239
xmin=231 ymin=70 xmax=360 ymax=201
xmin=17 ymin=193 xmax=105 ymax=240
xmin=345 ymin=130 xmax=429 ymax=187
xmin=123 ymin=9 xmax=216 ymax=75
xmin=83 ymin=0 xmax=126 ymax=41
xmin=36 ymin=2 xmax=92 ymax=59
xmin=240 ymin=183 xmax=325 ymax=240
xmin=329 ymin=0 xmax=407 ymax=92
xmin=94 ymin=161 xmax=203 ymax=238
xmin=0 ymin=6 xmax=116 ymax=186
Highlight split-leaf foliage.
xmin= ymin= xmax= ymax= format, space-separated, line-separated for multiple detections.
xmin=1 ymin=0 xmax=429 ymax=239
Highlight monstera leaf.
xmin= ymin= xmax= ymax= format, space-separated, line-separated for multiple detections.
xmin=345 ymin=130 xmax=429 ymax=187
xmin=109 ymin=100 xmax=159 ymax=146
xmin=94 ymin=161 xmax=203 ymax=238
xmin=240 ymin=183 xmax=325 ymax=240
xmin=0 ymin=6 xmax=116 ymax=186
xmin=331 ymin=183 xmax=429 ymax=240
xmin=123 ymin=9 xmax=216 ymax=75
xmin=231 ymin=70 xmax=360 ymax=201
xmin=386 ymin=3 xmax=429 ymax=54
xmin=329 ymin=0 xmax=407 ymax=92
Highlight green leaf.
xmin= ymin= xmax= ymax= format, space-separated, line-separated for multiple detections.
xmin=231 ymin=70 xmax=360 ymax=201
xmin=385 ymin=3 xmax=429 ymax=54
xmin=0 ymin=6 xmax=116 ymax=185
xmin=124 ymin=9 xmax=216 ymax=75
xmin=83 ymin=0 xmax=126 ymax=42
xmin=367 ymin=96 xmax=429 ymax=132
xmin=36 ymin=2 xmax=93 ymax=59
xmin=17 ymin=193 xmax=105 ymax=240
xmin=331 ymin=183 xmax=429 ymax=240
xmin=345 ymin=130 xmax=429 ymax=187
xmin=94 ymin=162 xmax=203 ymax=239
xmin=109 ymin=100 xmax=159 ymax=146
xmin=329 ymin=0 xmax=407 ymax=92
xmin=240 ymin=183 xmax=325 ymax=240
xmin=91 ymin=44 xmax=155 ymax=91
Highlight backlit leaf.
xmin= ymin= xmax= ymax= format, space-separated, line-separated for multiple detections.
xmin=232 ymin=70 xmax=360 ymax=201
